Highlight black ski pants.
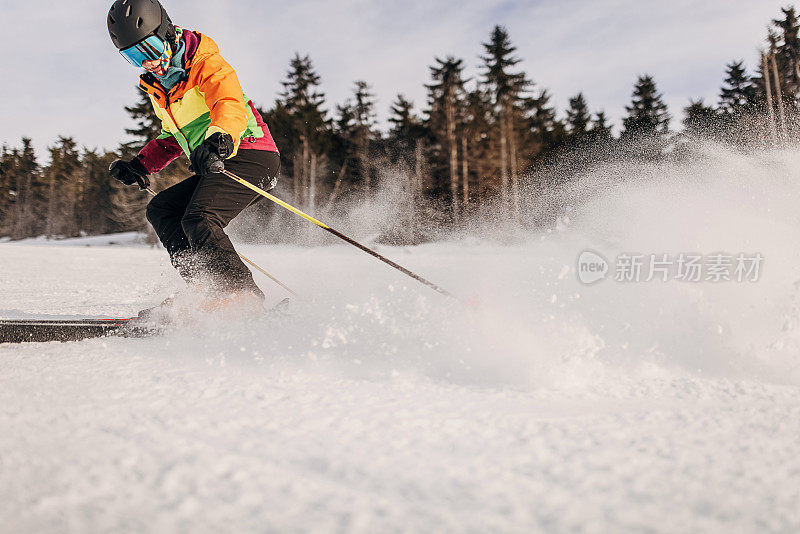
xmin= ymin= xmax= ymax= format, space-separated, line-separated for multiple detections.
xmin=146 ymin=149 xmax=280 ymax=299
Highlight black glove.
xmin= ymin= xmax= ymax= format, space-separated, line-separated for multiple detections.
xmin=109 ymin=157 xmax=150 ymax=190
xmin=190 ymin=132 xmax=234 ymax=176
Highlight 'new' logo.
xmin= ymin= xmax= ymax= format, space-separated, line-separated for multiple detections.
xmin=577 ymin=250 xmax=609 ymax=285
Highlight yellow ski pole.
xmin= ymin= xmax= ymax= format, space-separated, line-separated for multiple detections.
xmin=218 ymin=169 xmax=455 ymax=299
xmin=144 ymin=187 xmax=297 ymax=297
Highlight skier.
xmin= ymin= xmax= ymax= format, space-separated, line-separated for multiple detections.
xmin=106 ymin=0 xmax=279 ymax=315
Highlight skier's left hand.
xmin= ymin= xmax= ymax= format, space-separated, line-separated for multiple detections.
xmin=190 ymin=132 xmax=235 ymax=175
xmin=109 ymin=157 xmax=150 ymax=190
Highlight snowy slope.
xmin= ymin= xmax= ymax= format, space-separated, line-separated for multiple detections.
xmin=2 ymin=144 xmax=800 ymax=533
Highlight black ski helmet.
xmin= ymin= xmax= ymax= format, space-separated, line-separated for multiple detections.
xmin=107 ymin=0 xmax=176 ymax=52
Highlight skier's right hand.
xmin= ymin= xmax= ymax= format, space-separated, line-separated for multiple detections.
xmin=109 ymin=157 xmax=150 ymax=190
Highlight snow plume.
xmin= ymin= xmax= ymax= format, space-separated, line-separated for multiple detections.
xmin=228 ymin=165 xmax=414 ymax=246
xmin=9 ymin=140 xmax=799 ymax=390
xmin=132 ymin=139 xmax=800 ymax=389
xmin=542 ymin=140 xmax=800 ymax=385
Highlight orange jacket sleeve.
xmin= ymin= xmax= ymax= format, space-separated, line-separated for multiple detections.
xmin=194 ymin=52 xmax=248 ymax=155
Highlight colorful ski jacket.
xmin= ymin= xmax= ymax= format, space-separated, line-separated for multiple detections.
xmin=137 ymin=29 xmax=278 ymax=174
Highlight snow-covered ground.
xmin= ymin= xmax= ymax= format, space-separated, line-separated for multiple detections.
xmin=2 ymin=144 xmax=800 ymax=533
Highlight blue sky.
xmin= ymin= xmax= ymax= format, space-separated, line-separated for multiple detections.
xmin=0 ymin=0 xmax=791 ymax=161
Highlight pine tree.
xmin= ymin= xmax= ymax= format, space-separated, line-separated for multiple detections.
xmin=565 ymin=93 xmax=592 ymax=149
xmin=0 ymin=145 xmax=12 ymax=235
xmin=589 ymin=111 xmax=613 ymax=141
xmin=751 ymin=34 xmax=776 ymax=124
xmin=719 ymin=61 xmax=758 ymax=115
xmin=331 ymin=100 xmax=357 ymax=178
xmin=566 ymin=93 xmax=591 ymax=136
xmin=526 ymin=89 xmax=563 ymax=159
xmin=351 ymin=80 xmax=377 ymax=192
xmin=43 ymin=137 xmax=82 ymax=238
xmin=109 ymin=92 xmax=161 ymax=234
xmin=121 ymin=90 xmax=161 ymax=155
xmin=425 ymin=56 xmax=467 ymax=219
xmin=460 ymin=89 xmax=493 ymax=208
xmin=771 ymin=7 xmax=800 ymax=102
xmin=81 ymin=149 xmax=118 ymax=235
xmin=385 ymin=95 xmax=428 ymax=237
xmin=323 ymin=101 xmax=358 ymax=211
xmin=108 ymin=180 xmax=149 ymax=233
xmin=621 ymin=75 xmax=671 ymax=138
xmin=333 ymin=99 xmax=358 ymax=171
xmin=260 ymin=101 xmax=294 ymax=164
xmin=276 ymin=54 xmax=329 ymax=208
xmin=481 ymin=26 xmax=530 ymax=214
xmin=7 ymin=139 xmax=43 ymax=239
xmin=388 ymin=95 xmax=426 ymax=155
xmin=683 ymin=99 xmax=718 ymax=138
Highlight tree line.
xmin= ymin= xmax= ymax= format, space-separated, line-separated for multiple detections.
xmin=2 ymin=6 xmax=799 ymax=242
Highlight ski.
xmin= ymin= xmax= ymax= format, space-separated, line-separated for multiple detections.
xmin=0 ymin=299 xmax=291 ymax=344
xmin=0 ymin=317 xmax=154 ymax=344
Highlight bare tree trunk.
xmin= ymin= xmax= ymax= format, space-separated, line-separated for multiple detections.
xmin=358 ymin=128 xmax=370 ymax=195
xmin=323 ymin=160 xmax=347 ymax=216
xmin=293 ymin=147 xmax=303 ymax=205
xmin=794 ymin=59 xmax=800 ymax=99
xmin=68 ymin=171 xmax=80 ymax=237
xmin=770 ymin=51 xmax=788 ymax=141
xmin=46 ymin=173 xmax=56 ymax=238
xmin=499 ymin=105 xmax=509 ymax=211
xmin=13 ymin=174 xmax=31 ymax=240
xmin=80 ymin=163 xmax=90 ymax=234
xmin=413 ymin=138 xmax=424 ymax=241
xmin=476 ymin=148 xmax=485 ymax=208
xmin=461 ymin=136 xmax=469 ymax=217
xmin=446 ymin=89 xmax=459 ymax=223
xmin=763 ymin=53 xmax=779 ymax=145
xmin=309 ymin=152 xmax=317 ymax=213
xmin=302 ymin=135 xmax=310 ymax=206
xmin=508 ymin=115 xmax=520 ymax=220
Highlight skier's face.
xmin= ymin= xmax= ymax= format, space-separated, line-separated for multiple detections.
xmin=118 ymin=34 xmax=171 ymax=75
xmin=142 ymin=42 xmax=172 ymax=76
xmin=142 ymin=56 xmax=169 ymax=76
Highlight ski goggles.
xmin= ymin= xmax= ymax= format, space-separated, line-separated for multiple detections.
xmin=119 ymin=34 xmax=169 ymax=68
